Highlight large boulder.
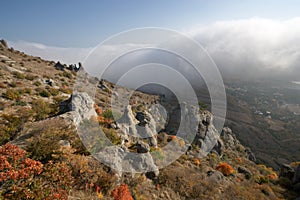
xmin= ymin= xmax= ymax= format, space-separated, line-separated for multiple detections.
xmin=116 ymin=105 xmax=138 ymax=143
xmin=60 ymin=92 xmax=97 ymax=125
xmin=95 ymin=145 xmax=159 ymax=176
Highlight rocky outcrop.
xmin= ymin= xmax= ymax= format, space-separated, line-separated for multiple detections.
xmin=116 ymin=105 xmax=158 ymax=147
xmin=0 ymin=39 xmax=8 ymax=48
xmin=60 ymin=92 xmax=96 ymax=125
xmin=54 ymin=61 xmax=65 ymax=70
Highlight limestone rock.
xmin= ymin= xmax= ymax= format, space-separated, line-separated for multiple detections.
xmin=60 ymin=92 xmax=96 ymax=125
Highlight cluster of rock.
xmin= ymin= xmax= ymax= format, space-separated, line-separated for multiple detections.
xmin=59 ymin=91 xmax=259 ymax=184
xmin=54 ymin=61 xmax=82 ymax=72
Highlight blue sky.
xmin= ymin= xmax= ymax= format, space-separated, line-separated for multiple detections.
xmin=1 ymin=0 xmax=300 ymax=47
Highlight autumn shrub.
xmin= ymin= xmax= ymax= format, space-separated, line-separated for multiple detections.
xmin=254 ymin=175 xmax=270 ymax=184
xmin=0 ymin=144 xmax=74 ymax=199
xmin=3 ymin=88 xmax=21 ymax=100
xmin=48 ymin=87 xmax=59 ymax=96
xmin=59 ymin=86 xmax=72 ymax=94
xmin=193 ymin=157 xmax=201 ymax=166
xmin=42 ymin=161 xmax=74 ymax=198
xmin=0 ymin=143 xmax=43 ymax=199
xmin=60 ymin=150 xmax=115 ymax=194
xmin=26 ymin=119 xmax=74 ymax=163
xmin=102 ymin=127 xmax=121 ymax=145
xmin=111 ymin=184 xmax=133 ymax=200
xmin=216 ymin=162 xmax=234 ymax=176
xmin=256 ymin=164 xmax=278 ymax=182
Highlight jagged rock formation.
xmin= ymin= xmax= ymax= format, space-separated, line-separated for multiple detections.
xmin=116 ymin=105 xmax=158 ymax=148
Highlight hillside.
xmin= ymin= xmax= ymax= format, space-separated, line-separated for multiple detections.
xmin=0 ymin=40 xmax=299 ymax=199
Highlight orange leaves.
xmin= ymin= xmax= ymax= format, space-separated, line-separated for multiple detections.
xmin=0 ymin=143 xmax=26 ymax=162
xmin=94 ymin=104 xmax=103 ymax=115
xmin=193 ymin=158 xmax=201 ymax=166
xmin=94 ymin=104 xmax=114 ymax=125
xmin=267 ymin=172 xmax=278 ymax=180
xmin=235 ymin=157 xmax=242 ymax=163
xmin=169 ymin=135 xmax=177 ymax=140
xmin=111 ymin=184 xmax=134 ymax=200
xmin=216 ymin=162 xmax=234 ymax=176
xmin=0 ymin=143 xmax=43 ymax=182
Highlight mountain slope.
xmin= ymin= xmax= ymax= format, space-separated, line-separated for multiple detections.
xmin=0 ymin=40 xmax=299 ymax=200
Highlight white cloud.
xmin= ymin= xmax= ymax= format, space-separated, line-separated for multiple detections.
xmin=186 ymin=17 xmax=300 ymax=79
xmin=8 ymin=40 xmax=92 ymax=64
xmin=8 ymin=17 xmax=300 ymax=80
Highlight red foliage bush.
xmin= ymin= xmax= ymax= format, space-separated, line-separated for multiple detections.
xmin=0 ymin=143 xmax=73 ymax=199
xmin=0 ymin=143 xmax=43 ymax=182
xmin=111 ymin=184 xmax=133 ymax=200
xmin=216 ymin=162 xmax=234 ymax=176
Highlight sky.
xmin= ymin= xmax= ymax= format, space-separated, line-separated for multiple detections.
xmin=1 ymin=1 xmax=300 ymax=81
xmin=1 ymin=0 xmax=300 ymax=47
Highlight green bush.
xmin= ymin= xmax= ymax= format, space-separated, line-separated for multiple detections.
xmin=9 ymin=82 xmax=17 ymax=88
xmin=39 ymin=89 xmax=51 ymax=97
xmin=59 ymin=87 xmax=72 ymax=94
xmin=14 ymin=100 xmax=27 ymax=106
xmin=31 ymin=99 xmax=53 ymax=120
xmin=102 ymin=109 xmax=114 ymax=120
xmin=12 ymin=71 xmax=25 ymax=79
xmin=34 ymin=81 xmax=42 ymax=86
xmin=198 ymin=101 xmax=208 ymax=111
xmin=62 ymin=71 xmax=72 ymax=79
xmin=24 ymin=87 xmax=32 ymax=94
xmin=48 ymin=88 xmax=59 ymax=96
xmin=25 ymin=74 xmax=36 ymax=81
xmin=0 ymin=114 xmax=23 ymax=145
